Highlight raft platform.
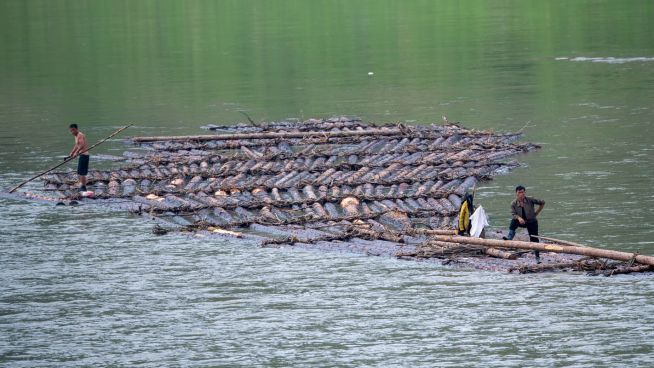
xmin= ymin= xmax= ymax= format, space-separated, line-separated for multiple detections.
xmin=4 ymin=117 xmax=652 ymax=276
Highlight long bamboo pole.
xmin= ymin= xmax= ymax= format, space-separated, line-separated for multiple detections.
xmin=8 ymin=125 xmax=132 ymax=193
xmin=428 ymin=235 xmax=654 ymax=266
xmin=131 ymin=128 xmax=405 ymax=143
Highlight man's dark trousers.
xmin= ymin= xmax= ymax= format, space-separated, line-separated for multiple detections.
xmin=508 ymin=219 xmax=540 ymax=259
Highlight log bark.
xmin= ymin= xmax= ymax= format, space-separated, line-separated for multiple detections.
xmin=340 ymin=197 xmax=360 ymax=217
xmin=410 ymin=228 xmax=458 ymax=236
xmin=207 ymin=226 xmax=244 ymax=238
xmin=602 ymin=264 xmax=652 ymax=276
xmin=510 ymin=261 xmax=591 ymax=274
xmin=131 ymin=128 xmax=406 ymax=143
xmin=532 ymin=235 xmax=589 ymax=248
xmin=484 ymin=248 xmax=517 ymax=260
xmin=429 ymin=235 xmax=654 ymax=266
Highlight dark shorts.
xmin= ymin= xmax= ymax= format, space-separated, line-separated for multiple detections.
xmin=77 ymin=154 xmax=90 ymax=176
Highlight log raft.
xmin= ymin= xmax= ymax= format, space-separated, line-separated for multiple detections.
xmin=9 ymin=116 xmax=651 ymax=276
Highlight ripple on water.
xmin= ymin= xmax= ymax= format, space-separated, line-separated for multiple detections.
xmin=2 ymin=179 xmax=654 ymax=367
xmin=556 ymin=56 xmax=654 ymax=64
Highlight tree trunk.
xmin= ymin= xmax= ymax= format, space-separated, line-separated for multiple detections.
xmin=429 ymin=235 xmax=654 ymax=266
xmin=532 ymin=235 xmax=589 ymax=248
xmin=132 ymin=128 xmax=405 ymax=143
xmin=410 ymin=229 xmax=458 ymax=236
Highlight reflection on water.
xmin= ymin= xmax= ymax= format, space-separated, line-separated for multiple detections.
xmin=1 ymin=0 xmax=653 ymax=366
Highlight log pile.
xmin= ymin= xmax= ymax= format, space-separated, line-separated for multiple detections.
xmin=17 ymin=116 xmax=651 ymax=276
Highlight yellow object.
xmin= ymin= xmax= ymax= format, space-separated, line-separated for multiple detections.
xmin=458 ymin=201 xmax=470 ymax=233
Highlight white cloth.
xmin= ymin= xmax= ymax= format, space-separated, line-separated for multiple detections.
xmin=469 ymin=205 xmax=489 ymax=238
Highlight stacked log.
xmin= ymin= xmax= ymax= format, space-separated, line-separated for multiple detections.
xmin=24 ymin=117 xmax=651 ymax=275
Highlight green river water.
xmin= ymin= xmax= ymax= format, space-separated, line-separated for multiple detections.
xmin=1 ymin=1 xmax=653 ymax=367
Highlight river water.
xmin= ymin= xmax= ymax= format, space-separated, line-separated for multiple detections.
xmin=1 ymin=1 xmax=653 ymax=367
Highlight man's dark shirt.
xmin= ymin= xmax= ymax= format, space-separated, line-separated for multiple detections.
xmin=511 ymin=196 xmax=545 ymax=222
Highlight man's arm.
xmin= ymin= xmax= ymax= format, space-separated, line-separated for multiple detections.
xmin=69 ymin=143 xmax=80 ymax=158
xmin=69 ymin=134 xmax=87 ymax=157
xmin=511 ymin=202 xmax=524 ymax=223
xmin=533 ymin=198 xmax=545 ymax=217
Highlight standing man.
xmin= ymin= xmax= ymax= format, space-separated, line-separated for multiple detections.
xmin=503 ymin=185 xmax=545 ymax=263
xmin=67 ymin=123 xmax=89 ymax=192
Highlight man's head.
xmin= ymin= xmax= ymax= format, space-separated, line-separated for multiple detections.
xmin=69 ymin=123 xmax=79 ymax=136
xmin=515 ymin=185 xmax=526 ymax=200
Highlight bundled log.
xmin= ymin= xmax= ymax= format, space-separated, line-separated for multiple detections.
xmin=24 ymin=118 xmax=651 ymax=276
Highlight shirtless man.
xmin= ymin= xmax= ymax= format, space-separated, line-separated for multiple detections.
xmin=67 ymin=123 xmax=89 ymax=191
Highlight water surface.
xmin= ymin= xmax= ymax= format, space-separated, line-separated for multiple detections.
xmin=1 ymin=1 xmax=653 ymax=366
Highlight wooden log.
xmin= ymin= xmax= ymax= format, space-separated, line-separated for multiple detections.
xmin=131 ymin=128 xmax=407 ymax=143
xmin=602 ymin=264 xmax=652 ymax=276
xmin=532 ymin=235 xmax=589 ymax=248
xmin=270 ymin=187 xmax=283 ymax=202
xmin=352 ymin=185 xmax=364 ymax=197
xmin=107 ymin=180 xmax=120 ymax=197
xmin=416 ymin=198 xmax=434 ymax=210
xmin=448 ymin=194 xmax=462 ymax=209
xmin=438 ymin=198 xmax=456 ymax=213
xmin=410 ymin=229 xmax=458 ymax=236
xmin=324 ymin=202 xmax=341 ymax=219
xmin=453 ymin=176 xmax=477 ymax=196
xmin=283 ymin=187 xmax=300 ymax=202
xmin=484 ymin=248 xmax=517 ymax=260
xmin=413 ymin=180 xmax=433 ymax=197
xmin=510 ymin=261 xmax=586 ymax=274
xmin=417 ymin=241 xmax=485 ymax=257
xmin=207 ymin=226 xmax=244 ymax=238
xmin=404 ymin=198 xmax=424 ymax=211
xmin=346 ymin=167 xmax=371 ymax=185
xmin=241 ymin=146 xmax=263 ymax=159
xmin=428 ymin=235 xmax=654 ymax=267
xmin=317 ymin=185 xmax=329 ymax=199
xmin=340 ymin=197 xmax=360 ymax=217
xmin=213 ymin=207 xmax=235 ymax=224
xmin=302 ymin=185 xmax=318 ymax=201
xmin=259 ymin=206 xmax=280 ymax=223
xmin=378 ymin=210 xmax=411 ymax=231
xmin=312 ymin=203 xmax=329 ymax=219
xmin=372 ymin=184 xmax=386 ymax=197
xmin=274 ymin=170 xmax=298 ymax=187
xmin=350 ymin=226 xmax=404 ymax=243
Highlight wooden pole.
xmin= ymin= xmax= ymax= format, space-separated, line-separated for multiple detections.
xmin=410 ymin=228 xmax=458 ymax=236
xmin=131 ymin=128 xmax=406 ymax=143
xmin=8 ymin=125 xmax=132 ymax=193
xmin=428 ymin=235 xmax=654 ymax=266
xmin=532 ymin=235 xmax=589 ymax=248
xmin=422 ymin=239 xmax=516 ymax=259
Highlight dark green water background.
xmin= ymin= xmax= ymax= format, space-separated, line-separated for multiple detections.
xmin=1 ymin=1 xmax=653 ymax=366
